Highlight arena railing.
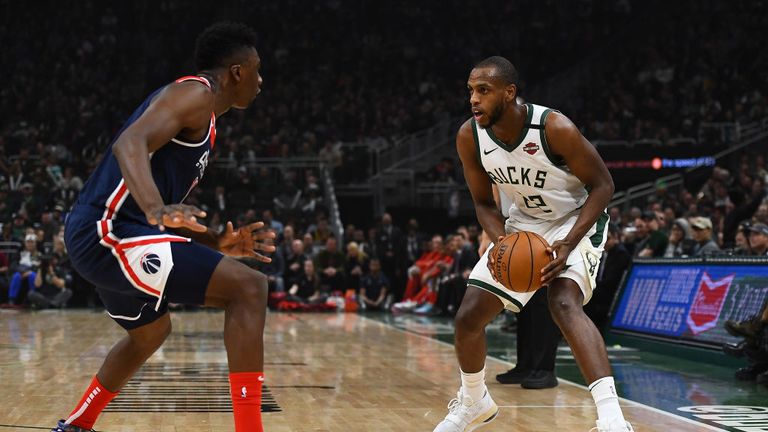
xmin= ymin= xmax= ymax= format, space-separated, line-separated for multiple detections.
xmin=610 ymin=124 xmax=768 ymax=210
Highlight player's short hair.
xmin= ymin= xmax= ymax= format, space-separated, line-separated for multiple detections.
xmin=473 ymin=56 xmax=519 ymax=85
xmin=195 ymin=22 xmax=258 ymax=70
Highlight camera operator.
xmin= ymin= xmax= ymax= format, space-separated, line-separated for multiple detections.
xmin=28 ymin=254 xmax=73 ymax=309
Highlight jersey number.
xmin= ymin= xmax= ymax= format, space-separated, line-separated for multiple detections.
xmin=523 ymin=195 xmax=552 ymax=213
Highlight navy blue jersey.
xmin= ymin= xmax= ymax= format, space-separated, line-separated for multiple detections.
xmin=74 ymin=76 xmax=216 ymax=230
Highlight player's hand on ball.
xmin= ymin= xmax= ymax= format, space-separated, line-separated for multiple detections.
xmin=485 ymin=236 xmax=505 ymax=282
xmin=147 ymin=204 xmax=207 ymax=232
xmin=218 ymin=221 xmax=276 ymax=260
xmin=541 ymin=239 xmax=574 ymax=285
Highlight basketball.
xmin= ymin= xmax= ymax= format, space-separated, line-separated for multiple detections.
xmin=491 ymin=231 xmax=552 ymax=293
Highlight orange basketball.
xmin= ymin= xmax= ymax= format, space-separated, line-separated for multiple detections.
xmin=491 ymin=231 xmax=553 ymax=293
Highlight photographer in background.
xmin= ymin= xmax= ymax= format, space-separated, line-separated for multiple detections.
xmin=28 ymin=254 xmax=73 ymax=309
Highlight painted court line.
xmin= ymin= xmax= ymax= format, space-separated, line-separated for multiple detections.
xmin=362 ymin=316 xmax=729 ymax=432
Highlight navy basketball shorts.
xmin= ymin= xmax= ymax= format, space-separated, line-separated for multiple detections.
xmin=65 ymin=209 xmax=224 ymax=330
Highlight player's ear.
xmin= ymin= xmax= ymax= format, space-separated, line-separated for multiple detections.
xmin=506 ymin=83 xmax=517 ymax=103
xmin=230 ymin=64 xmax=242 ymax=82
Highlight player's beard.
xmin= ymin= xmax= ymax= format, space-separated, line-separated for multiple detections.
xmin=485 ymin=102 xmax=505 ymax=127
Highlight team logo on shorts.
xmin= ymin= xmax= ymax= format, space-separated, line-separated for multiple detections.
xmin=140 ymin=253 xmax=162 ymax=275
xmin=523 ymin=142 xmax=539 ymax=155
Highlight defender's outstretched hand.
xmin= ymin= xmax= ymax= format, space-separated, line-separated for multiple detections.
xmin=146 ymin=204 xmax=208 ymax=232
xmin=218 ymin=221 xmax=276 ymax=261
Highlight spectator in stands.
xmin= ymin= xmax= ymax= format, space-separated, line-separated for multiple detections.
xmin=404 ymin=218 xmax=426 ymax=267
xmin=28 ymin=254 xmax=73 ymax=309
xmin=10 ymin=213 xmax=27 ymax=242
xmin=262 ymin=209 xmax=284 ymax=236
xmin=4 ymin=233 xmax=41 ymax=307
xmin=748 ymin=223 xmax=768 ymax=256
xmin=733 ymin=227 xmax=751 ymax=255
xmin=359 ymin=258 xmax=389 ymax=311
xmin=344 ymin=241 xmax=368 ymax=294
xmin=635 ymin=211 xmax=668 ymax=257
xmin=351 ymin=229 xmax=372 ymax=256
xmin=690 ymin=217 xmax=721 ymax=256
xmin=376 ymin=213 xmax=404 ymax=298
xmin=609 ymin=207 xmax=622 ymax=227
xmin=260 ymin=238 xmax=285 ymax=293
xmin=393 ymin=234 xmax=456 ymax=314
xmin=287 ymin=259 xmax=321 ymax=303
xmin=412 ymin=235 xmax=461 ymax=315
xmin=309 ymin=217 xmax=333 ymax=245
xmin=722 ymin=178 xmax=766 ymax=248
xmin=756 ymin=204 xmax=768 ymax=225
xmin=433 ymin=232 xmax=477 ymax=317
xmin=397 ymin=234 xmax=445 ymax=308
xmin=663 ymin=218 xmax=696 ymax=258
xmin=586 ymin=225 xmax=632 ymax=329
xmin=284 ymin=239 xmax=307 ymax=286
xmin=315 ymin=236 xmax=346 ymax=293
xmin=279 ymin=225 xmax=296 ymax=255
xmin=302 ymin=232 xmax=319 ymax=259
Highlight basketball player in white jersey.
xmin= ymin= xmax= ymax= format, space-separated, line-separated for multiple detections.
xmin=434 ymin=56 xmax=634 ymax=432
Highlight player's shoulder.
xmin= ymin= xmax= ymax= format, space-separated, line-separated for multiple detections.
xmin=456 ymin=117 xmax=475 ymax=142
xmin=159 ymin=77 xmax=215 ymax=111
xmin=542 ymin=110 xmax=575 ymax=131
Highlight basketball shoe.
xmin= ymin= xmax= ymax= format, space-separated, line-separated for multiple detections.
xmin=433 ymin=388 xmax=498 ymax=432
xmin=590 ymin=418 xmax=635 ymax=432
xmin=51 ymin=420 xmax=94 ymax=432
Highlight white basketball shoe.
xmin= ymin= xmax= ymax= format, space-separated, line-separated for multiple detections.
xmin=591 ymin=418 xmax=635 ymax=432
xmin=433 ymin=388 xmax=499 ymax=432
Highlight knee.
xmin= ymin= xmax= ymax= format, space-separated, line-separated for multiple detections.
xmin=132 ymin=321 xmax=172 ymax=353
xmin=548 ymin=294 xmax=582 ymax=322
xmin=455 ymin=308 xmax=484 ymax=336
xmin=235 ymin=270 xmax=268 ymax=309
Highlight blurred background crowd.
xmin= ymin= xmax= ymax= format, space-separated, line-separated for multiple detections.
xmin=0 ymin=0 xmax=766 ymax=360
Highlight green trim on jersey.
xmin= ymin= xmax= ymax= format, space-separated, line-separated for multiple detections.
xmin=468 ymin=278 xmax=524 ymax=310
xmin=539 ymin=109 xmax=567 ymax=166
xmin=486 ymin=103 xmax=533 ymax=152
xmin=590 ymin=212 xmax=609 ymax=247
xmin=470 ymin=118 xmax=481 ymax=164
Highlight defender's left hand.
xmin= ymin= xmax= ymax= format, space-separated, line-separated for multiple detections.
xmin=218 ymin=221 xmax=276 ymax=261
xmin=541 ymin=239 xmax=575 ymax=285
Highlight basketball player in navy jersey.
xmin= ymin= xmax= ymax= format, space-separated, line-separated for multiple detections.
xmin=434 ymin=56 xmax=633 ymax=432
xmin=53 ymin=23 xmax=271 ymax=431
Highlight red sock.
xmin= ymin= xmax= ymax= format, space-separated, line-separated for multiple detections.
xmin=65 ymin=375 xmax=119 ymax=429
xmin=229 ymin=372 xmax=264 ymax=432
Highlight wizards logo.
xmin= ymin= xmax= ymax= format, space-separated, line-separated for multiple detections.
xmin=686 ymin=273 xmax=735 ymax=335
xmin=140 ymin=253 xmax=162 ymax=275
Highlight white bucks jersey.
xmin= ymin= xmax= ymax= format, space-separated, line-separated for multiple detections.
xmin=474 ymin=103 xmax=588 ymax=221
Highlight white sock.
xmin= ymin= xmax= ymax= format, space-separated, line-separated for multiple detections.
xmin=460 ymin=367 xmax=486 ymax=403
xmin=589 ymin=376 xmax=625 ymax=424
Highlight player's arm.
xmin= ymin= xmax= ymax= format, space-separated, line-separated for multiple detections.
xmin=457 ymin=120 xmax=506 ymax=241
xmin=112 ymin=82 xmax=214 ymax=232
xmin=478 ymin=184 xmax=502 ymax=256
xmin=540 ymin=112 xmax=615 ymax=284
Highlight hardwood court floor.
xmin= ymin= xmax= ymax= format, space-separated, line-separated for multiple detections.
xmin=0 ymin=310 xmax=721 ymax=431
